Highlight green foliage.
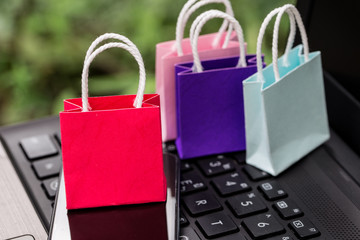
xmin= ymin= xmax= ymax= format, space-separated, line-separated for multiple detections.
xmin=0 ymin=0 xmax=294 ymax=125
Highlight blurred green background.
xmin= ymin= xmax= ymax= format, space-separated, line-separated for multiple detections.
xmin=0 ymin=0 xmax=295 ymax=126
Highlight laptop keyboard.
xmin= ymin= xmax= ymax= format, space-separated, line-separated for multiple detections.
xmin=0 ymin=117 xmax=322 ymax=239
xmin=164 ymin=143 xmax=322 ymax=240
xmin=22 ymin=134 xmax=61 ymax=199
xmin=0 ymin=118 xmax=62 ymax=230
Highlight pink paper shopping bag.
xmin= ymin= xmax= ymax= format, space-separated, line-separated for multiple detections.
xmin=156 ymin=0 xmax=244 ymax=141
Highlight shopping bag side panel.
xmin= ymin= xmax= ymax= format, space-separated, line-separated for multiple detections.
xmin=174 ymin=65 xmax=185 ymax=159
xmin=243 ymin=78 xmax=274 ymax=174
xmin=156 ymin=44 xmax=174 ymax=96
xmin=143 ymin=94 xmax=161 ymax=107
xmin=64 ymin=99 xmax=82 ymax=111
xmin=262 ymin=52 xmax=330 ymax=175
xmin=60 ymin=107 xmax=165 ymax=209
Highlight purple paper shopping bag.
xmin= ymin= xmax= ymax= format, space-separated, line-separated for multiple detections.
xmin=175 ymin=10 xmax=265 ymax=159
xmin=156 ymin=0 xmax=241 ymax=142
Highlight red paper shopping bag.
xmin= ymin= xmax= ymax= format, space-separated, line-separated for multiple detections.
xmin=60 ymin=33 xmax=166 ymax=209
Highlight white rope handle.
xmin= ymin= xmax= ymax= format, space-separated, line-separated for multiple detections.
xmin=256 ymin=5 xmax=307 ymax=82
xmin=81 ymin=41 xmax=146 ymax=112
xmin=190 ymin=10 xmax=246 ymax=72
xmin=83 ymin=33 xmax=145 ymax=108
xmin=283 ymin=10 xmax=296 ymax=67
xmin=272 ymin=4 xmax=309 ymax=81
xmin=185 ymin=0 xmax=234 ymax=50
xmin=84 ymin=33 xmax=141 ymax=62
xmin=175 ymin=0 xmax=234 ymax=56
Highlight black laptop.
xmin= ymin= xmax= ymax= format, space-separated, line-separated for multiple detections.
xmin=1 ymin=0 xmax=360 ymax=239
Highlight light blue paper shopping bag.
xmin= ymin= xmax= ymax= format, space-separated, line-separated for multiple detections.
xmin=243 ymin=4 xmax=330 ymax=176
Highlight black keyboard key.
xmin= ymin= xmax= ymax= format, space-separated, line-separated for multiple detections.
xmin=183 ymin=192 xmax=222 ymax=216
xmin=243 ymin=165 xmax=270 ymax=181
xmin=267 ymin=235 xmax=294 ymax=240
xmin=198 ymin=155 xmax=235 ymax=176
xmin=32 ymin=158 xmax=61 ymax=179
xmin=179 ymin=227 xmax=202 ymax=240
xmin=215 ymin=233 xmax=247 ymax=240
xmin=242 ymin=213 xmax=285 ymax=239
xmin=227 ymin=192 xmax=267 ymax=217
xmin=230 ymin=151 xmax=246 ymax=164
xmin=180 ymin=211 xmax=189 ymax=226
xmin=274 ymin=199 xmax=303 ymax=219
xmin=259 ymin=181 xmax=288 ymax=200
xmin=181 ymin=162 xmax=193 ymax=172
xmin=212 ymin=172 xmax=251 ymax=196
xmin=196 ymin=212 xmax=238 ymax=238
xmin=289 ymin=218 xmax=320 ymax=239
xmin=42 ymin=177 xmax=59 ymax=199
xmin=164 ymin=142 xmax=177 ymax=153
xmin=20 ymin=135 xmax=58 ymax=160
xmin=181 ymin=171 xmax=207 ymax=194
